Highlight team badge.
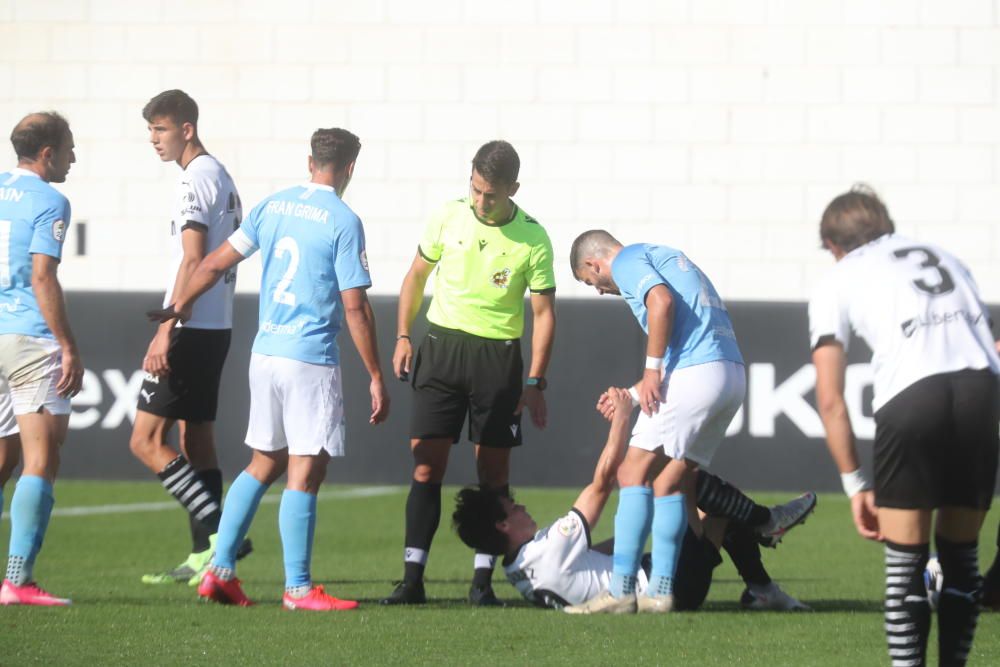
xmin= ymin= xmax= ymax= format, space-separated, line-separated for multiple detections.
xmin=360 ymin=249 xmax=369 ymax=271
xmin=556 ymin=516 xmax=580 ymax=538
xmin=52 ymin=220 xmax=65 ymax=242
xmin=491 ymin=267 xmax=511 ymax=288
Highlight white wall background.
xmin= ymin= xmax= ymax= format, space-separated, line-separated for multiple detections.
xmin=3 ymin=0 xmax=1000 ymax=302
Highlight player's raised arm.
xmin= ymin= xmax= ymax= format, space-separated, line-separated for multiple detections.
xmin=393 ymin=251 xmax=435 ymax=381
xmin=571 ymin=388 xmax=634 ymax=530
xmin=342 ymin=286 xmax=389 ymax=424
xmin=147 ymin=241 xmax=244 ymax=324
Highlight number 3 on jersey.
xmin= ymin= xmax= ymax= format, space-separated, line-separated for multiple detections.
xmin=272 ymin=236 xmax=300 ymax=306
xmin=892 ymin=246 xmax=955 ymax=296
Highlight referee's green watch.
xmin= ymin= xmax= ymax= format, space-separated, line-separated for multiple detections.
xmin=526 ymin=377 xmax=547 ymax=391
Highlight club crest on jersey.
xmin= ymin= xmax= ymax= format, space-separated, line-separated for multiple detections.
xmin=556 ymin=517 xmax=580 ymax=538
xmin=491 ymin=268 xmax=511 ymax=289
xmin=52 ymin=220 xmax=65 ymax=242
xmin=360 ymin=249 xmax=369 ymax=271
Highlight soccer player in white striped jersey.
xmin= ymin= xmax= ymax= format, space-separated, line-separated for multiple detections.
xmin=130 ymin=90 xmax=248 ymax=586
xmin=0 ymin=112 xmax=83 ymax=606
xmin=149 ymin=128 xmax=389 ymax=611
xmin=810 ymin=185 xmax=999 ymax=667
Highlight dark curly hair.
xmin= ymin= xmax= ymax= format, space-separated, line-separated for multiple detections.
xmin=452 ymin=486 xmax=510 ymax=556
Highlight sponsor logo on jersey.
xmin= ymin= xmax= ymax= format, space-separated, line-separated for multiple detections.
xmin=900 ymin=309 xmax=984 ymax=338
xmin=636 ymin=273 xmax=656 ymax=293
xmin=52 ymin=220 xmax=65 ymax=242
xmin=0 ymin=297 xmax=22 ymax=312
xmin=478 ymin=239 xmax=488 ymax=251
xmin=491 ymin=267 xmax=511 ymax=289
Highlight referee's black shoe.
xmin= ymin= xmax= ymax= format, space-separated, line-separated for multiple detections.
xmin=379 ymin=579 xmax=426 ymax=605
xmin=468 ymin=584 xmax=505 ymax=607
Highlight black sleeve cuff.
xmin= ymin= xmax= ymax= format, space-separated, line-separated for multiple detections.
xmin=417 ymin=245 xmax=438 ymax=264
xmin=570 ymin=507 xmax=592 ymax=548
xmin=181 ymin=221 xmax=208 ymax=233
xmin=530 ymin=286 xmax=556 ymax=295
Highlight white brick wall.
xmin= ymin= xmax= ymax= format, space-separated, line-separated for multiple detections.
xmin=2 ymin=0 xmax=1000 ymax=302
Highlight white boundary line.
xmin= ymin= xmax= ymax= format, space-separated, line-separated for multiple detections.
xmin=0 ymin=485 xmax=403 ymax=520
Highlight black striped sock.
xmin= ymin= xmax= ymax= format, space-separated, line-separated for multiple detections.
xmin=695 ymin=471 xmax=770 ymax=526
xmin=884 ymin=541 xmax=930 ymax=667
xmin=157 ymin=456 xmax=221 ymax=537
xmin=189 ymin=468 xmax=223 ymax=553
xmin=936 ymin=536 xmax=981 ymax=667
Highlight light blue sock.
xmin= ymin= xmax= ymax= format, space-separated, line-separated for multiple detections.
xmin=279 ymin=489 xmax=317 ymax=591
xmin=212 ymin=472 xmax=269 ymax=572
xmin=649 ymin=494 xmax=687 ymax=597
xmin=610 ymin=486 xmax=653 ymax=598
xmin=6 ymin=476 xmax=53 ymax=585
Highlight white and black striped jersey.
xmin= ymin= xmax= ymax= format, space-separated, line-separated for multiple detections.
xmin=502 ymin=509 xmax=648 ymax=609
xmin=164 ymin=154 xmax=241 ymax=330
xmin=809 ymin=233 xmax=1000 ymax=411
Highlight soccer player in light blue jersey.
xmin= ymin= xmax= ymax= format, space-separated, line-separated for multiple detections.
xmin=565 ymin=229 xmax=749 ymax=614
xmin=148 ymin=128 xmax=389 ymax=611
xmin=0 ymin=112 xmax=84 ymax=607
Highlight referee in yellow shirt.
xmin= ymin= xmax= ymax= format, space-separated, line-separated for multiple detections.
xmin=380 ymin=140 xmax=556 ymax=606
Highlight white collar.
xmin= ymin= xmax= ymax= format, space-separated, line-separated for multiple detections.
xmin=10 ymin=167 xmax=41 ymax=179
xmin=303 ymin=182 xmax=335 ymax=193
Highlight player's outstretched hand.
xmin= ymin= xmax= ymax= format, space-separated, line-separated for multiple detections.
xmin=369 ymin=377 xmax=390 ymax=424
xmin=143 ymin=330 xmax=171 ymax=377
xmin=56 ymin=348 xmax=84 ymax=398
xmin=516 ymin=384 xmax=547 ymax=429
xmin=596 ymin=391 xmax=615 ymax=422
xmin=637 ymin=368 xmax=662 ymax=416
xmin=393 ymin=337 xmax=412 ymax=382
xmin=850 ymin=489 xmax=881 ymax=541
xmin=607 ymin=387 xmax=634 ymax=423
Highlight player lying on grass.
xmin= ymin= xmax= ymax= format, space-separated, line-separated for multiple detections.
xmin=452 ymin=388 xmax=815 ymax=613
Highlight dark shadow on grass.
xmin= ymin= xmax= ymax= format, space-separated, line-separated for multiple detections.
xmin=702 ymin=599 xmax=882 ymax=613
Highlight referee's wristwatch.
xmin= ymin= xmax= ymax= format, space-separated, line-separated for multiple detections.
xmin=525 ymin=377 xmax=547 ymax=391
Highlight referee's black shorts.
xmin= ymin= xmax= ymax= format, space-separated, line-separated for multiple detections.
xmin=136 ymin=327 xmax=231 ymax=423
xmin=874 ymin=368 xmax=999 ymax=511
xmin=409 ymin=324 xmax=524 ymax=448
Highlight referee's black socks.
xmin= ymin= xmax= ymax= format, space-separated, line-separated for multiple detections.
xmin=936 ymin=535 xmax=982 ymax=667
xmin=403 ymin=480 xmax=442 ymax=582
xmin=157 ymin=456 xmax=222 ymax=554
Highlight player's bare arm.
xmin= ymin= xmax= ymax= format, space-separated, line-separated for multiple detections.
xmin=31 ymin=253 xmax=82 ymax=398
xmin=813 ymin=341 xmax=880 ymax=541
xmin=571 ymin=388 xmax=634 ymax=529
xmin=144 ymin=225 xmax=207 ymax=377
xmin=515 ymin=292 xmax=555 ymax=429
xmin=342 ymin=286 xmax=390 ymax=425
xmin=636 ymin=284 xmax=674 ymax=416
xmin=147 ymin=241 xmax=243 ymax=324
xmin=393 ymin=251 xmax=435 ymax=380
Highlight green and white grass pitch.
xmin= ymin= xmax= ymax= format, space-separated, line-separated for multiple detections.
xmin=0 ymin=483 xmax=997 ymax=666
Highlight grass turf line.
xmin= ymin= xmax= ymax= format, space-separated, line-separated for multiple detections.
xmin=0 ymin=482 xmax=997 ymax=666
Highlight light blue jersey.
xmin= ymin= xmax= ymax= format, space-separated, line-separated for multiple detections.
xmin=611 ymin=243 xmax=743 ymax=372
xmin=228 ymin=183 xmax=371 ymax=366
xmin=0 ymin=169 xmax=70 ymax=339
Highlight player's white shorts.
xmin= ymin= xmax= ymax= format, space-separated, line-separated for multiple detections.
xmin=244 ymin=353 xmax=345 ymax=457
xmin=0 ymin=334 xmax=71 ymax=417
xmin=630 ymin=360 xmax=745 ymax=467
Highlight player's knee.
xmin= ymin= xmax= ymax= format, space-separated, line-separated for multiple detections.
xmin=128 ymin=431 xmax=157 ymax=462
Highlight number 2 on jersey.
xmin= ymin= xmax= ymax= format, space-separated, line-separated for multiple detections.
xmin=891 ymin=246 xmax=955 ymax=296
xmin=272 ymin=236 xmax=300 ymax=306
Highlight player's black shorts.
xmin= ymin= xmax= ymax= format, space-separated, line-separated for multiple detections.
xmin=874 ymin=368 xmax=999 ymax=511
xmin=136 ymin=327 xmax=231 ymax=423
xmin=409 ymin=324 xmax=523 ymax=447
xmin=641 ymin=527 xmax=722 ymax=611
